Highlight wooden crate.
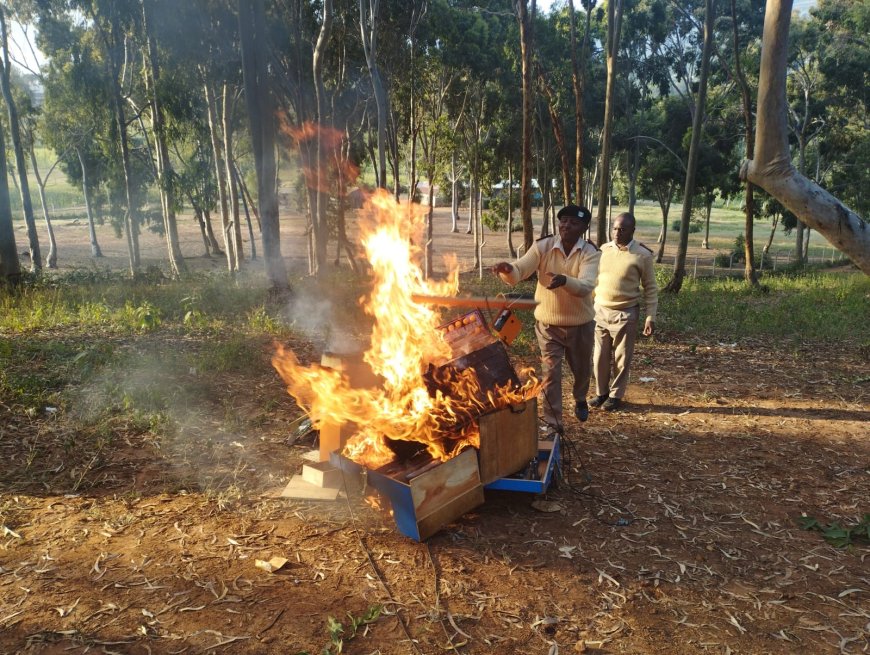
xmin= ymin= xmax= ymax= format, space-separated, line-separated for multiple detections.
xmin=366 ymin=448 xmax=484 ymax=541
xmin=477 ymin=398 xmax=538 ymax=485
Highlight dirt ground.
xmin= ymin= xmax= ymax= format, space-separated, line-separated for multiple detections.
xmin=1 ymin=208 xmax=869 ymax=654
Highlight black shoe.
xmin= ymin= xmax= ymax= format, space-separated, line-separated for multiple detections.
xmin=589 ymin=395 xmax=608 ymax=408
xmin=602 ymin=397 xmax=623 ymax=411
xmin=575 ymin=401 xmax=589 ymax=422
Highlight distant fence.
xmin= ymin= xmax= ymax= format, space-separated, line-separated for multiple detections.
xmin=682 ymin=248 xmax=847 ymax=278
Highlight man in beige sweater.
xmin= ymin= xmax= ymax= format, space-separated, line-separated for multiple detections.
xmin=591 ymin=212 xmax=658 ymax=411
xmin=492 ymin=205 xmax=600 ymax=434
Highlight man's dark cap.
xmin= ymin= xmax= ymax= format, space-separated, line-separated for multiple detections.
xmin=556 ymin=204 xmax=592 ymax=222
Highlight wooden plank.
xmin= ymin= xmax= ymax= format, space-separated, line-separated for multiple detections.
xmin=302 ymin=462 xmax=344 ymax=488
xmin=413 ymin=294 xmax=538 ymax=311
xmin=477 ymin=399 xmax=538 ymax=484
xmin=415 ymin=486 xmax=485 ymax=541
xmin=410 ymin=448 xmax=482 ymax=520
xmin=279 ymin=475 xmax=341 ymax=501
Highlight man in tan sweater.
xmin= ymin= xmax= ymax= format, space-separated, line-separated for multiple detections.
xmin=591 ymin=212 xmax=658 ymax=411
xmin=492 ymin=205 xmax=600 ymax=434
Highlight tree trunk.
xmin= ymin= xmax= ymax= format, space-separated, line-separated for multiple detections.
xmin=239 ymin=0 xmax=288 ymax=290
xmin=27 ymin=147 xmax=57 ymax=268
xmin=76 ymin=148 xmax=102 ymax=258
xmin=627 ymin=141 xmax=639 ymax=215
xmin=144 ymin=3 xmax=185 ymax=277
xmin=569 ymin=1 xmax=593 ymax=203
xmin=108 ymin=8 xmax=139 ymax=275
xmin=665 ymin=0 xmax=714 ymax=293
xmin=203 ymin=208 xmax=223 ymax=255
xmin=655 ymin=184 xmax=672 ymax=264
xmin=222 ymin=85 xmax=243 ymax=266
xmin=233 ymin=164 xmax=257 ymax=259
xmin=740 ymin=0 xmax=870 ymax=275
xmin=730 ymin=0 xmax=758 ymax=285
xmin=516 ymin=0 xmax=535 ymax=251
xmin=0 ymin=7 xmax=40 ymax=271
xmin=360 ymin=0 xmax=388 ymax=190
xmin=595 ymin=0 xmax=623 ymax=246
xmin=702 ymin=197 xmax=712 ymax=249
xmin=763 ymin=214 xmax=779 ymax=255
xmin=0 ymin=118 xmax=20 ymax=284
xmin=204 ymin=80 xmax=234 ymax=271
xmin=234 ymin=163 xmax=260 ymax=230
xmin=450 ymin=153 xmax=459 ymax=232
xmin=507 ymin=162 xmax=516 ymax=257
xmin=538 ymin=70 xmax=571 ymax=205
xmin=313 ymin=0 xmax=333 ymax=276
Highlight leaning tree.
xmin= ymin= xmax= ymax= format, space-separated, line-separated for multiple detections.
xmin=740 ymin=0 xmax=869 ymax=274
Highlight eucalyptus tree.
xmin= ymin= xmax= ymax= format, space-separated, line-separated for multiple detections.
xmin=665 ymin=0 xmax=714 ymax=293
xmin=785 ymin=14 xmax=825 ymax=264
xmin=607 ymin=0 xmax=669 ymax=217
xmin=0 ymin=5 xmax=41 ymax=270
xmin=359 ymin=0 xmax=389 ymax=190
xmin=40 ymin=32 xmax=109 ymax=258
xmin=637 ymin=95 xmax=687 ymax=263
xmin=721 ymin=0 xmax=764 ymax=285
xmin=239 ymin=0 xmax=288 ymax=289
xmin=810 ymin=0 xmax=868 ymax=219
xmin=0 ymin=117 xmax=20 ymax=283
xmin=19 ymin=93 xmax=59 ymax=267
xmin=87 ymin=0 xmax=145 ymax=275
xmin=741 ymin=0 xmax=869 ymax=275
xmin=567 ymin=0 xmax=595 ymax=203
xmin=593 ymin=0 xmax=624 ymax=246
xmin=141 ymin=0 xmax=185 ymax=276
xmin=515 ymin=0 xmax=535 ymax=251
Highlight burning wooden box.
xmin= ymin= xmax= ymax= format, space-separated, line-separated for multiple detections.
xmin=366 ymin=448 xmax=484 ymax=541
xmin=325 ymin=311 xmax=539 ymax=540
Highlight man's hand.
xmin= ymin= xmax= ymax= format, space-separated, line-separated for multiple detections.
xmin=544 ymin=272 xmax=567 ymax=290
xmin=492 ymin=262 xmax=513 ymax=276
xmin=643 ymin=317 xmax=655 ymax=336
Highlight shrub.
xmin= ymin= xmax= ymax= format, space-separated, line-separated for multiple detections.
xmin=671 ymin=219 xmax=702 ymax=233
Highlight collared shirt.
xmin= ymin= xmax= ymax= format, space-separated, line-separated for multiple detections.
xmin=498 ymin=235 xmax=600 ymax=327
xmin=595 ymin=239 xmax=658 ymax=320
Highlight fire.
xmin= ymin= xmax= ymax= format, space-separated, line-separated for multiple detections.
xmin=272 ymin=189 xmax=537 ymax=470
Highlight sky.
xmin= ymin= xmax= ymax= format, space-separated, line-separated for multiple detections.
xmin=8 ymin=19 xmax=45 ymax=75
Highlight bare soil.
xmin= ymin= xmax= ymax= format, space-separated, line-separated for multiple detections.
xmin=1 ymin=209 xmax=868 ymax=654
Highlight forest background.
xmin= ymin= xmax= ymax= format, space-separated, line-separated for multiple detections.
xmin=0 ymin=1 xmax=868 ymax=654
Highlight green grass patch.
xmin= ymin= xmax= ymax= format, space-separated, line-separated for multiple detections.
xmin=0 ymin=271 xmax=289 ymax=334
xmin=657 ymin=271 xmax=870 ymax=341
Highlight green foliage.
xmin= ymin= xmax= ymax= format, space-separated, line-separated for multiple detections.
xmin=121 ymin=301 xmax=163 ymax=332
xmin=671 ymin=218 xmax=702 ymax=233
xmin=321 ymin=605 xmax=382 ymax=655
xmin=481 ymin=193 xmax=518 ymax=232
xmin=799 ymin=514 xmax=870 ymax=548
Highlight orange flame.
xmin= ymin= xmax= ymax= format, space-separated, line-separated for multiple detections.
xmin=282 ymin=120 xmax=360 ymax=194
xmin=272 ymin=189 xmax=537 ymax=470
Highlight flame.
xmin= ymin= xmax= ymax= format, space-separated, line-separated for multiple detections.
xmin=272 ymin=189 xmax=538 ymax=470
xmin=282 ymin=120 xmax=360 ymax=194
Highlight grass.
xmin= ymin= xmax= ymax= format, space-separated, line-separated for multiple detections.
xmin=457 ymin=267 xmax=870 ymax=344
xmin=654 ymin=270 xmax=870 ymax=341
